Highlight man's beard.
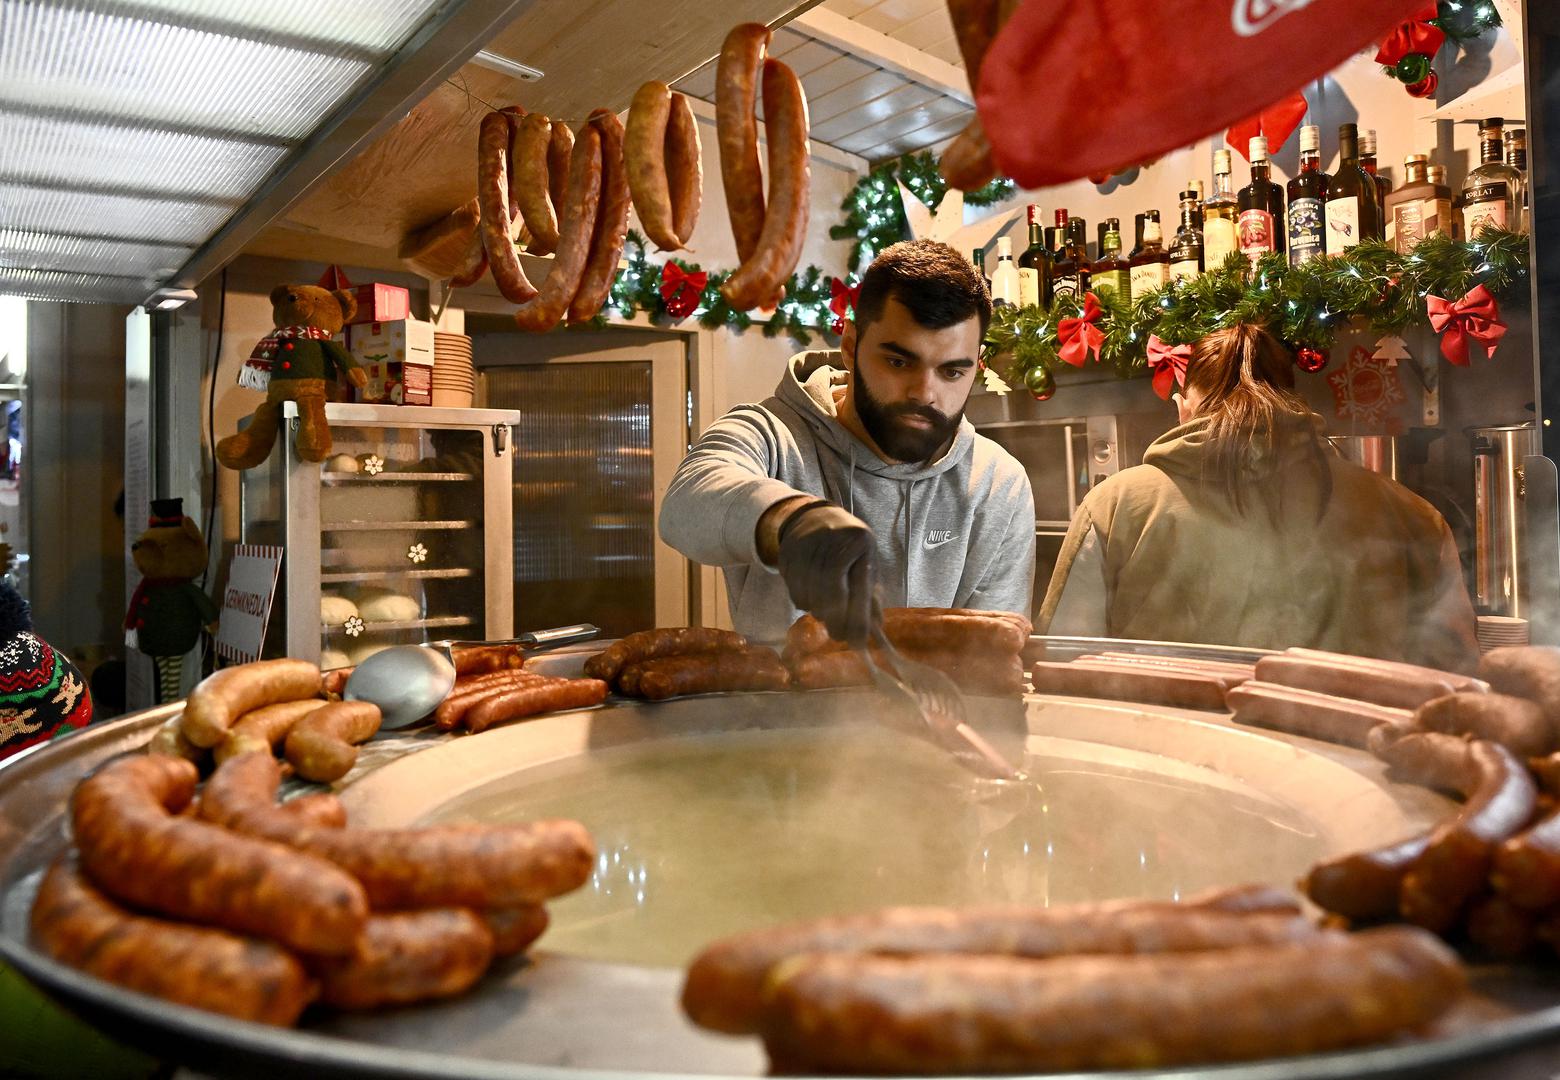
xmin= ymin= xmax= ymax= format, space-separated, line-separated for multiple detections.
xmin=853 ymin=367 xmax=962 ymax=463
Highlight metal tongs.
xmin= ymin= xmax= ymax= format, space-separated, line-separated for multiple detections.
xmin=855 ymin=600 xmax=1022 ymax=781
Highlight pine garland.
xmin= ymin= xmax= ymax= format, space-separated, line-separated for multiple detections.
xmin=831 ymin=151 xmax=1015 ymax=272
xmin=986 ymin=228 xmax=1530 ymax=389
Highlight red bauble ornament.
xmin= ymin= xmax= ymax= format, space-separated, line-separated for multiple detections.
xmin=1296 ymin=346 xmax=1330 ymax=373
xmin=1024 ymin=365 xmax=1056 ymax=401
xmin=1406 ymin=70 xmax=1438 ymax=98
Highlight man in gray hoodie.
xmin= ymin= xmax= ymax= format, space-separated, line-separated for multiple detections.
xmin=660 ymin=240 xmax=1035 ymax=644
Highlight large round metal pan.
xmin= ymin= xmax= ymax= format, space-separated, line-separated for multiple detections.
xmin=6 ymin=644 xmax=1560 ymax=1079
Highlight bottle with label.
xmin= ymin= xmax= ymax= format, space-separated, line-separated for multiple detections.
xmin=1050 ymin=209 xmax=1085 ymax=299
xmin=1129 ymin=211 xmax=1171 ymax=295
xmin=1427 ymin=164 xmax=1459 ymax=240
xmin=1326 ymin=123 xmax=1383 ymax=252
xmin=1090 ymin=219 xmax=1131 ymax=301
xmin=1360 ymin=128 xmax=1392 ymax=206
xmin=1460 ymin=117 xmax=1525 ymax=238
xmin=1507 ymin=128 xmax=1528 ymax=232
xmin=1169 ymin=190 xmax=1205 ymax=281
xmin=989 ymin=236 xmax=1020 ymax=308
xmin=1016 ymin=204 xmax=1051 ymax=309
xmin=1127 ymin=213 xmax=1147 ymax=260
xmin=1238 ymin=136 xmax=1285 ymax=265
xmin=1384 ymin=155 xmax=1452 ymax=253
xmin=971 ymin=247 xmax=990 ymax=293
xmin=1204 ymin=150 xmax=1239 ymax=269
xmin=1286 ymin=124 xmax=1329 ymax=265
xmin=1066 ymin=218 xmax=1093 ymax=292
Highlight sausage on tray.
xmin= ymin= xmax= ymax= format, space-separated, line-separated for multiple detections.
xmin=320 ymin=665 xmax=354 ymax=697
xmin=1302 ymin=832 xmax=1433 ymax=923
xmin=583 ymin=627 xmax=748 ymax=683
xmin=1087 ymin=652 xmax=1257 ymax=682
xmin=667 ymin=91 xmax=703 ymax=247
xmin=1465 ymin=894 xmax=1539 ymax=959
xmin=148 ymin=714 xmax=205 ymax=764
xmin=200 ymin=753 xmax=595 ymax=910
xmin=1287 ymin=648 xmax=1489 ymax=694
xmin=1492 ymin=800 xmax=1560 ymax=910
xmin=478 ymin=109 xmax=539 ymax=304
xmin=1227 ymin=681 xmax=1411 ymax=749
xmin=682 ymin=896 xmax=1320 ymax=1035
xmin=786 ymin=610 xmax=1030 ymax=658
xmin=1415 ymin=692 xmax=1554 ymax=758
xmin=30 ymin=858 xmax=316 ymax=1026
xmin=276 ymin=791 xmax=348 ymax=829
xmin=511 ymin=111 xmax=559 ymax=255
xmin=436 ymin=671 xmax=551 ymax=730
xmin=513 ymin=122 xmax=603 ymax=332
xmin=1031 ymin=660 xmax=1229 ymax=711
xmin=1253 ymin=654 xmax=1457 ymax=711
xmin=465 ymin=677 xmax=610 ymax=734
xmin=716 ymin=23 xmax=770 ymax=263
xmin=791 ymin=648 xmax=1023 ymax=697
xmin=284 ymin=700 xmax=382 ymax=783
xmin=756 ymin=927 xmax=1463 ymax=1074
xmin=567 ymin=109 xmax=631 ymax=324
xmin=625 ymin=80 xmax=680 ymax=251
xmin=72 ymin=755 xmax=367 ymax=954
xmin=307 ymin=908 xmax=494 ymax=1010
xmin=481 ymin=904 xmax=550 ymax=956
xmin=180 ymin=658 xmax=322 ymax=749
xmin=720 ymin=58 xmax=809 ymax=311
xmin=635 ymin=649 xmax=790 ymax=700
xmin=1479 ymin=646 xmax=1560 ymax=733
xmin=217 ymin=699 xmax=326 ymax=763
xmin=451 ymin=644 xmax=525 ymax=678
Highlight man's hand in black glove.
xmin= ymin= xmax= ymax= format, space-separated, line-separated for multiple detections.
xmin=775 ymin=501 xmax=876 ymax=646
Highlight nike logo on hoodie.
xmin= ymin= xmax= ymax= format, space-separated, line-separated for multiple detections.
xmin=924 ymin=530 xmax=958 ymax=549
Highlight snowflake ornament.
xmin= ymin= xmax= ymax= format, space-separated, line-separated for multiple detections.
xmin=1327 ymin=346 xmax=1406 ymax=426
xmin=407 ymin=543 xmax=428 ymax=564
xmin=361 ymin=454 xmax=384 ymax=476
xmin=343 ymin=615 xmax=365 ymax=638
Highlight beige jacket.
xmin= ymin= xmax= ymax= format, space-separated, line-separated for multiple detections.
xmin=1039 ymin=410 xmax=1479 ymax=673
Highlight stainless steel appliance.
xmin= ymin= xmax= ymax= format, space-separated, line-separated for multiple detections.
xmin=238 ymin=402 xmax=519 ymax=664
xmin=1469 ymin=423 xmax=1539 ymax=617
xmin=1328 ymin=435 xmax=1400 ymax=480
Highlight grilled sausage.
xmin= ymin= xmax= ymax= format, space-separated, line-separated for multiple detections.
xmin=216 ymin=699 xmax=325 ymax=764
xmin=1479 ymin=647 xmax=1560 ymax=737
xmin=1031 ymin=660 xmax=1229 ymax=711
xmin=1303 ymin=832 xmax=1433 ymax=922
xmin=511 ymin=112 xmax=559 ymax=255
xmin=1288 ymin=648 xmax=1488 ymax=693
xmin=1254 ymin=654 xmax=1458 ymax=711
xmin=1415 ymin=692 xmax=1554 ymax=758
xmin=513 ymin=122 xmax=603 ymax=332
xmin=567 ymin=109 xmax=631 ymax=324
xmin=31 ymin=858 xmax=316 ymax=1026
xmin=277 ymin=791 xmax=348 ymax=829
xmin=181 ymin=659 xmax=322 ymax=749
xmin=465 ymin=677 xmax=610 ymax=734
xmin=201 ymin=752 xmax=595 ymax=911
xmin=583 ymin=627 xmax=748 ymax=683
xmin=436 ymin=671 xmax=551 ymax=730
xmin=283 ymin=700 xmax=382 ymax=783
xmin=480 ymin=904 xmax=550 ymax=956
xmin=786 ymin=610 xmax=1030 ymax=658
xmin=683 ymin=897 xmax=1320 ymax=1035
xmin=477 ymin=109 xmax=539 ymax=303
xmin=667 ymin=91 xmax=703 ymax=246
xmin=626 ymin=80 xmax=680 ymax=251
xmin=307 ymin=908 xmax=493 ymax=1009
xmin=547 ymin=121 xmax=574 ymax=220
xmin=716 ymin=23 xmax=770 ymax=263
xmin=1227 ymin=681 xmax=1411 ymax=749
xmin=635 ymin=649 xmax=789 ymax=700
xmin=1464 ymin=894 xmax=1539 ymax=959
xmin=320 ymin=665 xmax=354 ymax=697
xmin=1491 ymin=800 xmax=1560 ymax=910
xmin=756 ymin=927 xmax=1463 ymax=1073
xmin=451 ymin=644 xmax=525 ymax=677
xmin=720 ymin=59 xmax=809 ymax=311
xmin=148 ymin=713 xmax=205 ymax=764
xmin=1086 ymin=652 xmax=1257 ymax=682
xmin=72 ymin=755 xmax=367 ymax=954
xmin=940 ymin=117 xmax=997 ymax=191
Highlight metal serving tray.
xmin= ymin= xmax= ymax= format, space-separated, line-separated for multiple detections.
xmin=6 ymin=645 xmax=1560 ymax=1080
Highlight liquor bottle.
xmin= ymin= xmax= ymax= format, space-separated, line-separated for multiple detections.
xmin=1129 ymin=211 xmax=1171 ymax=296
xmin=1169 ymin=190 xmax=1205 ymax=281
xmin=1188 ymin=179 xmax=1205 ymax=213
xmin=1204 ymin=150 xmax=1239 ymax=269
xmin=1069 ymin=215 xmax=1091 ymax=263
xmin=1326 ymin=124 xmax=1383 ymax=252
xmin=1428 ymin=164 xmax=1459 ymax=240
xmin=989 ymin=237 xmax=1020 ymax=307
xmin=1360 ymin=128 xmax=1392 ymax=206
xmin=1050 ymin=210 xmax=1085 ymax=300
xmin=1286 ymin=124 xmax=1329 ymax=265
xmin=1507 ymin=128 xmax=1528 ymax=231
xmin=1017 ymin=204 xmax=1052 ymax=309
xmin=972 ymin=247 xmax=993 ymax=294
xmin=1128 ymin=213 xmax=1147 ymax=259
xmin=1237 ymin=136 xmax=1285 ymax=264
xmin=1461 ymin=117 xmax=1526 ymax=238
xmin=1090 ymin=219 xmax=1131 ymax=301
xmin=1384 ymin=154 xmax=1452 ymax=253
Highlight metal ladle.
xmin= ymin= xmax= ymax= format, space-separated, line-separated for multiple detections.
xmin=343 ymin=624 xmax=600 ymax=729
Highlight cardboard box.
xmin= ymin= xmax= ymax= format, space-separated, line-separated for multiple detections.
xmin=347 ymin=318 xmax=434 ymax=406
xmin=346 ymin=283 xmax=411 ymax=326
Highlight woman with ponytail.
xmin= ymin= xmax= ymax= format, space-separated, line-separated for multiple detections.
xmin=1039 ymin=324 xmax=1477 ymax=671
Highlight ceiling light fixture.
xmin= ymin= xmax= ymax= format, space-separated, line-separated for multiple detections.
xmin=470 ymin=50 xmax=545 ymax=82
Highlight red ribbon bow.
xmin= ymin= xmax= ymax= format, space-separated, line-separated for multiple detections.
xmin=660 ymin=262 xmax=708 ymax=319
xmin=1375 ymin=4 xmax=1445 ymax=67
xmin=829 ymin=277 xmax=861 ymax=334
xmin=1057 ymin=293 xmax=1105 ymax=367
xmin=1427 ymin=284 xmax=1506 ymax=367
xmin=1146 ymin=335 xmax=1193 ymax=400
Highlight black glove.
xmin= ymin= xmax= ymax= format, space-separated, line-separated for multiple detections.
xmin=776 ymin=502 xmax=876 ymax=646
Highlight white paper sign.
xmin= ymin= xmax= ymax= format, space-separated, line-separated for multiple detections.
xmin=215 ymin=545 xmax=284 ymax=664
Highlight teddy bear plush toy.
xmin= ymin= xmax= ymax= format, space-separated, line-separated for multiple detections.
xmin=125 ymin=498 xmax=219 ymax=703
xmin=216 ymin=284 xmax=367 ymax=469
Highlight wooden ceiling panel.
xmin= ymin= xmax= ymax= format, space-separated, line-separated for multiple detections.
xmin=810 ymin=81 xmax=939 ymax=144
xmin=806 ymin=67 xmax=905 ymax=125
xmin=851 ymin=0 xmax=945 ymax=36
xmin=850 ymin=106 xmax=971 ymax=162
xmin=830 ymin=93 xmax=967 ymax=155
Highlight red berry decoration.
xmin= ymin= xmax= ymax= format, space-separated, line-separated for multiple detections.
xmin=1296 ymin=346 xmax=1330 ymax=373
xmin=1406 ymin=70 xmax=1438 ymax=99
xmin=1024 ymin=365 xmax=1056 ymax=401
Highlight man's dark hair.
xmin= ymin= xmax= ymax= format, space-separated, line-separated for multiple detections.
xmin=854 ymin=239 xmax=992 ymax=337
